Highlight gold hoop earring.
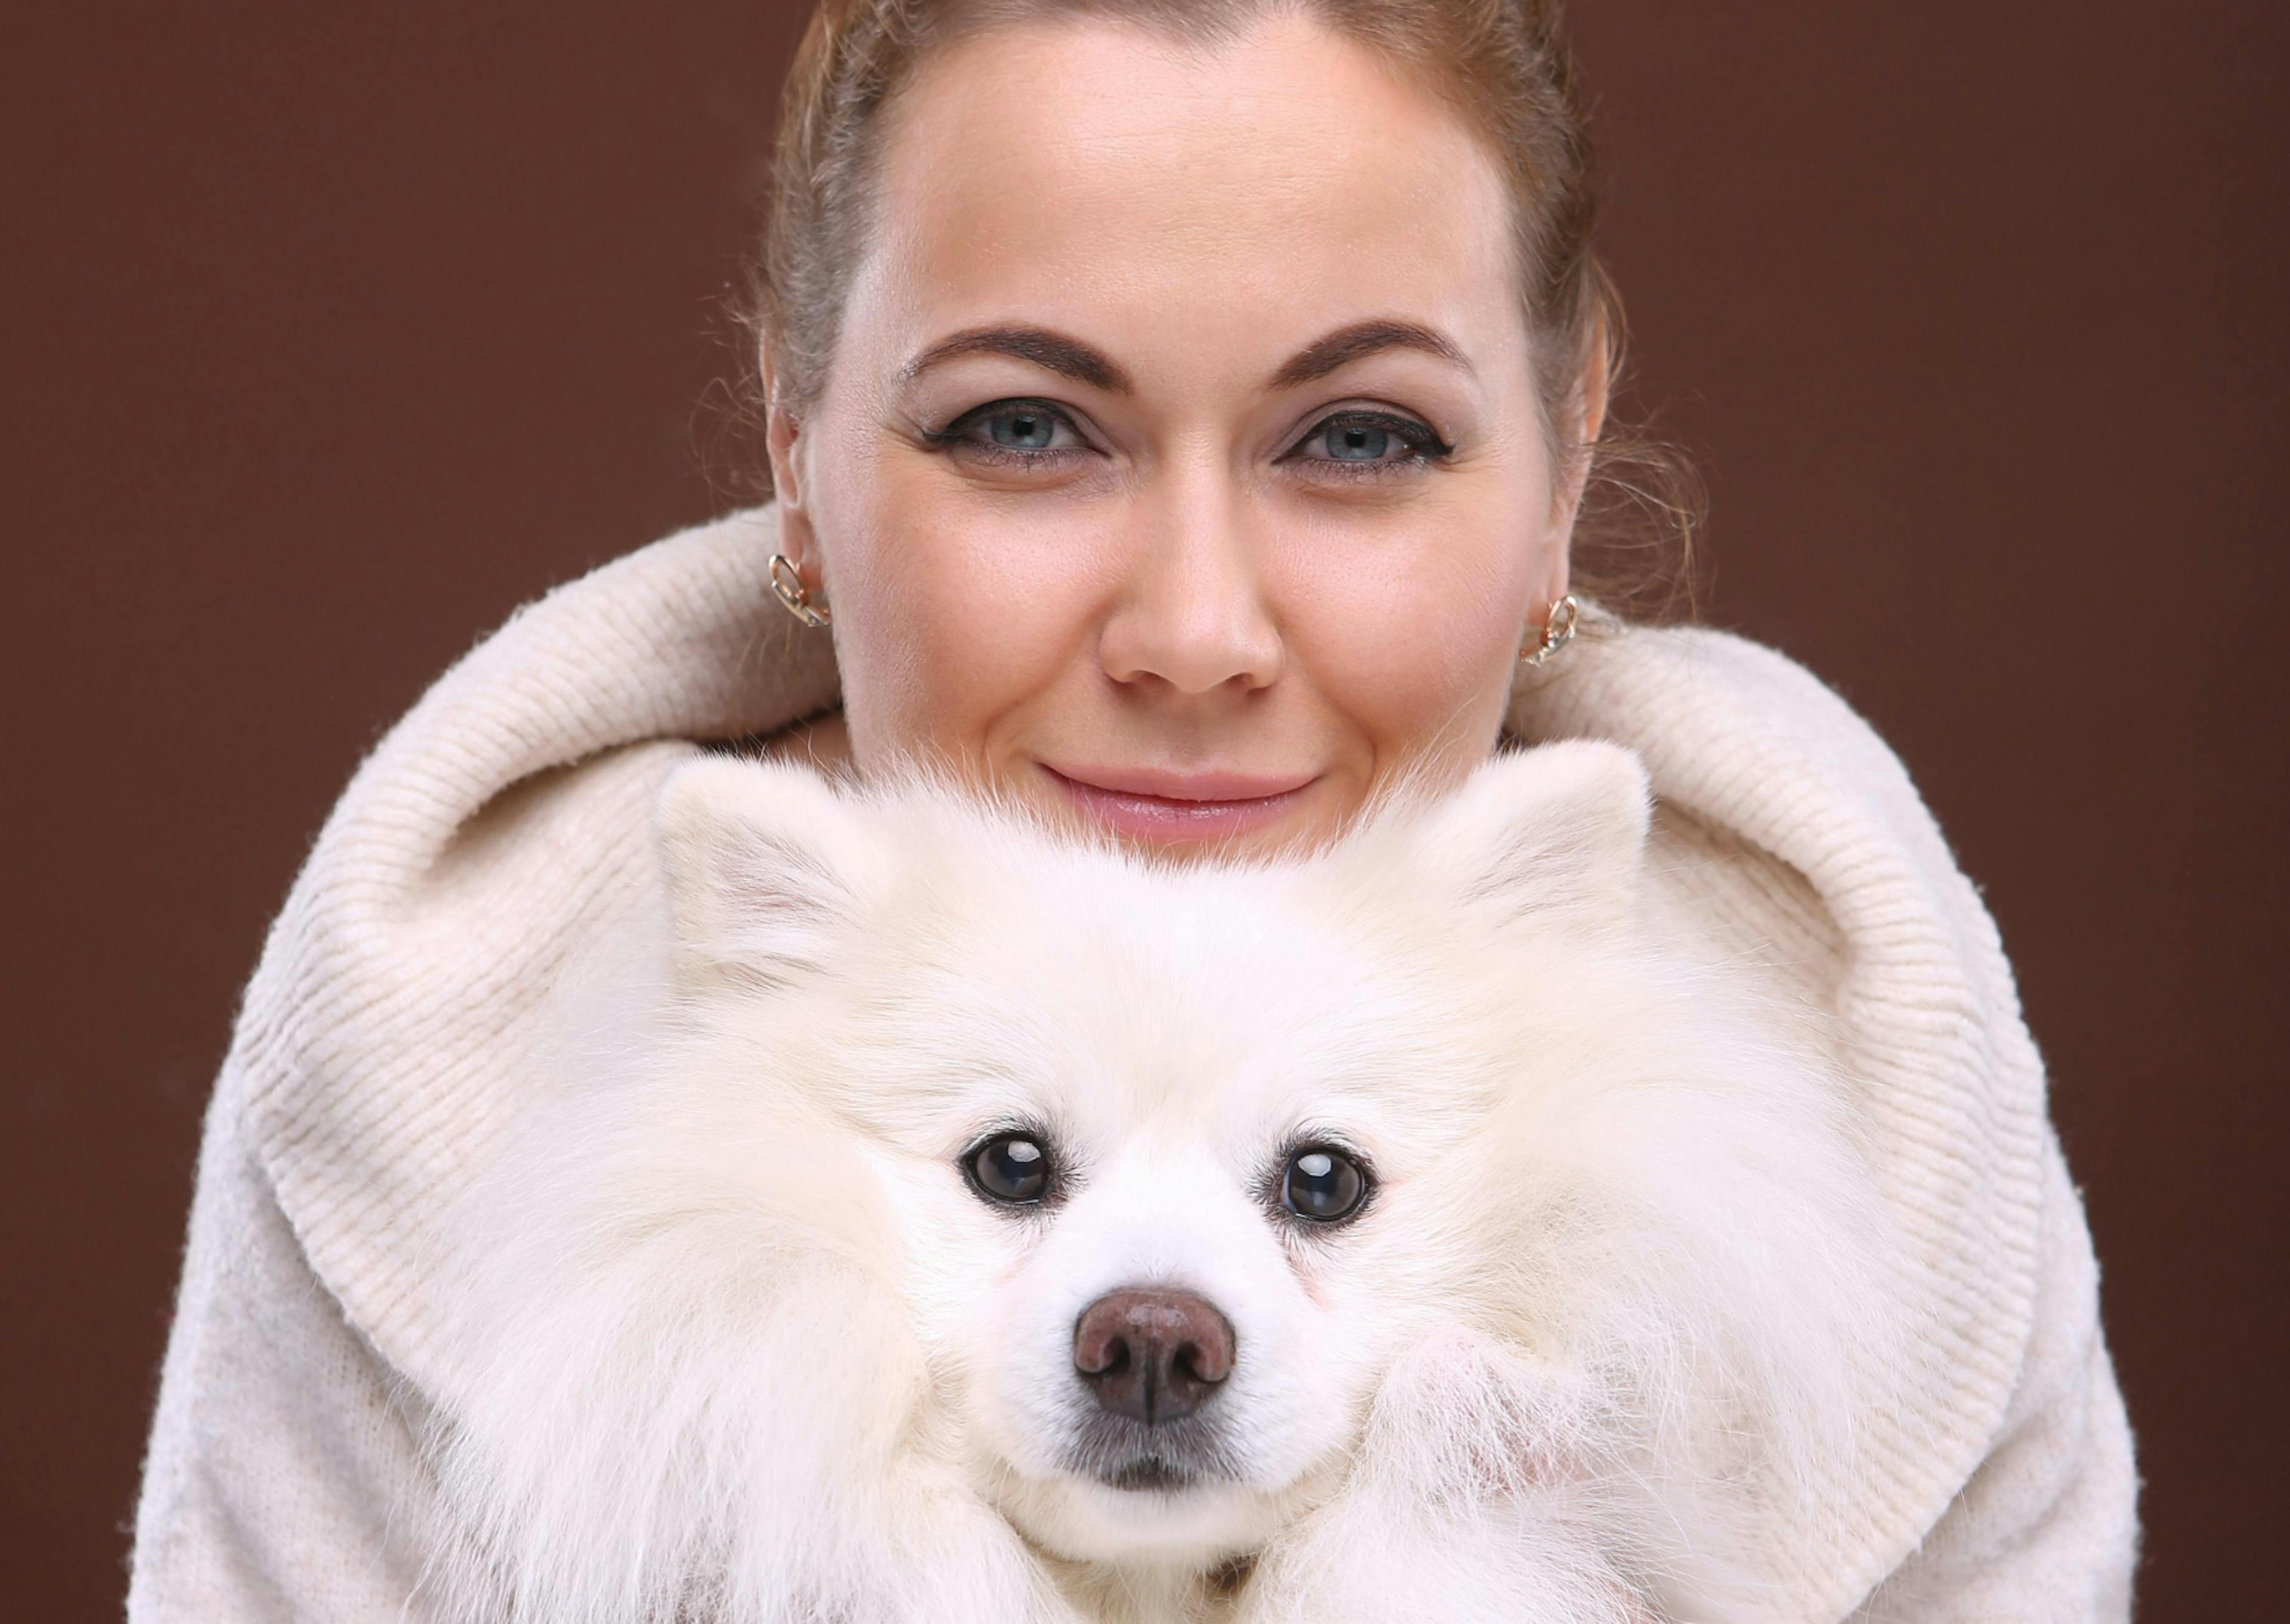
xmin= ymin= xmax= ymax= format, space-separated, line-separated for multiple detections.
xmin=768 ymin=552 xmax=830 ymax=629
xmin=1518 ymin=593 xmax=1580 ymax=667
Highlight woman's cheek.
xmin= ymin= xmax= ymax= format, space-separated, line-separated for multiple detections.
xmin=833 ymin=485 xmax=1120 ymax=766
xmin=1270 ymin=503 xmax=1542 ymax=766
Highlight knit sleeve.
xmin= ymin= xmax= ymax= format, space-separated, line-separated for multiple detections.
xmin=131 ymin=510 xmax=836 ymax=1615
xmin=128 ymin=1066 xmax=444 ymax=1621
xmin=1853 ymin=1130 xmax=2139 ymax=1622
xmin=1511 ymin=625 xmax=2139 ymax=1613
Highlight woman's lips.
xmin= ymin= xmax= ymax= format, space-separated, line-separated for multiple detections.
xmin=1041 ymin=763 xmax=1320 ymax=842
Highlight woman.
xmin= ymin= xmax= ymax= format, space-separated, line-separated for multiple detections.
xmin=128 ymin=2 xmax=2137 ymax=1619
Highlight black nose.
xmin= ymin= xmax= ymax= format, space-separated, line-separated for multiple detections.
xmin=1072 ymin=1287 xmax=1236 ymax=1425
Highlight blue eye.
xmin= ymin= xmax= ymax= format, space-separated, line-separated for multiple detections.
xmin=1326 ymin=421 xmax=1393 ymax=460
xmin=932 ymin=399 xmax=1080 ymax=460
xmin=986 ymin=407 xmax=1059 ymax=450
xmin=1295 ymin=411 xmax=1450 ymax=470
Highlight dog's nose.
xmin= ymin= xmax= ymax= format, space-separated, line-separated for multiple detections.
xmin=1072 ymin=1287 xmax=1235 ymax=1425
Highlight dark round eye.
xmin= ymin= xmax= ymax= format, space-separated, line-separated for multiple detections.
xmin=1282 ymin=1146 xmax=1368 ymax=1223
xmin=968 ymin=1133 xmax=1052 ymax=1205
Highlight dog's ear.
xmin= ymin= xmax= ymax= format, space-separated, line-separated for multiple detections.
xmin=1414 ymin=741 xmax=1651 ymax=928
xmin=655 ymin=757 xmax=888 ymax=992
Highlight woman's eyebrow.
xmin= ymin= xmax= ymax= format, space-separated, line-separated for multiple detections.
xmin=1270 ymin=320 xmax=1473 ymax=388
xmin=898 ymin=318 xmax=1469 ymax=396
xmin=899 ymin=326 xmax=1133 ymax=393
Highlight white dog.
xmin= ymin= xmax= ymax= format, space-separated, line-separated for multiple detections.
xmin=425 ymin=743 xmax=1898 ymax=1623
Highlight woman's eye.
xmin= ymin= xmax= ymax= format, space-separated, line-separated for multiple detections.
xmin=983 ymin=405 xmax=1061 ymax=450
xmin=967 ymin=1132 xmax=1053 ymax=1205
xmin=1281 ymin=1146 xmax=1369 ymax=1223
xmin=1291 ymin=411 xmax=1449 ymax=472
xmin=935 ymin=400 xmax=1084 ymax=460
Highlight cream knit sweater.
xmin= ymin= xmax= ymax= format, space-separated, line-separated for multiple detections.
xmin=126 ymin=507 xmax=2137 ymax=1620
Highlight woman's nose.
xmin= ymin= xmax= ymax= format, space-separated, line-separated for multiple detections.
xmin=1096 ymin=469 xmax=1284 ymax=698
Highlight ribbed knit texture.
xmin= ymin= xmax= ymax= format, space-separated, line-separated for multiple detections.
xmin=129 ymin=506 xmax=2136 ymax=1620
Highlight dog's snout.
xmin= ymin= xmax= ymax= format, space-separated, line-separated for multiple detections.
xmin=1072 ymin=1288 xmax=1235 ymax=1425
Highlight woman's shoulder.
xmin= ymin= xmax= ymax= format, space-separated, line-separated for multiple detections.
xmin=1516 ymin=619 xmax=2067 ymax=1607
xmin=227 ymin=506 xmax=837 ymax=1390
xmin=1515 ymin=621 xmax=1941 ymax=864
xmin=1512 ymin=617 xmax=2037 ymax=1131
xmin=1513 ymin=619 xmax=2012 ymax=1020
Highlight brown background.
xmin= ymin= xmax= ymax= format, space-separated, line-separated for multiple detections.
xmin=5 ymin=1 xmax=2284 ymax=1616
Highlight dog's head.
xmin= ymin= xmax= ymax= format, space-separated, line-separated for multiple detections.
xmin=650 ymin=742 xmax=1677 ymax=1568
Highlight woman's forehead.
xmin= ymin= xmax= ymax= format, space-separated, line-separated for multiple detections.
xmin=852 ymin=14 xmax=1526 ymax=381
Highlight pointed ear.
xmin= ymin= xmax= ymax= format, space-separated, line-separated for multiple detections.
xmin=1414 ymin=741 xmax=1652 ymax=928
xmin=655 ymin=757 xmax=886 ymax=993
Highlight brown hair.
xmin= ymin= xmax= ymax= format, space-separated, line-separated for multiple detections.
xmin=744 ymin=0 xmax=1699 ymax=616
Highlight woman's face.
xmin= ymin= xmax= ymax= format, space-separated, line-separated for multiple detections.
xmin=770 ymin=13 xmax=1593 ymax=855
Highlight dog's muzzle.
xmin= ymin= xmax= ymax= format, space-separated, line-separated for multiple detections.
xmin=1066 ymin=1287 xmax=1240 ymax=1489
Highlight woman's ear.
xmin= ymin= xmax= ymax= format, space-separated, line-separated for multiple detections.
xmin=762 ymin=352 xmax=801 ymax=505
xmin=1577 ymin=308 xmax=1614 ymax=450
xmin=1548 ymin=314 xmax=1614 ymax=563
xmin=656 ymin=757 xmax=887 ymax=994
xmin=762 ymin=350 xmax=823 ymax=582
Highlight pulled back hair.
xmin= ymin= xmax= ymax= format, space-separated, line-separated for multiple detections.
xmin=745 ymin=0 xmax=1699 ymax=616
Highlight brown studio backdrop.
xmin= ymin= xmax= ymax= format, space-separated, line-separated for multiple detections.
xmin=4 ymin=2 xmax=2283 ymax=1617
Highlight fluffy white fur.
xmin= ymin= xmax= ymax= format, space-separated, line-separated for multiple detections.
xmin=422 ymin=743 xmax=1902 ymax=1623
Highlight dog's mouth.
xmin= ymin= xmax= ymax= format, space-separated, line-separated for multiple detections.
xmin=1000 ymin=1411 xmax=1289 ymax=1565
xmin=1064 ymin=1413 xmax=1242 ymax=1494
xmin=1099 ymin=1455 xmax=1200 ymax=1493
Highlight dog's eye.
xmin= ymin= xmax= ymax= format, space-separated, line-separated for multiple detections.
xmin=967 ymin=1133 xmax=1052 ymax=1205
xmin=1282 ymin=1146 xmax=1367 ymax=1223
